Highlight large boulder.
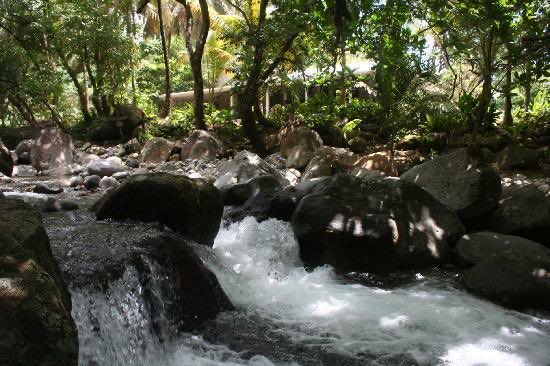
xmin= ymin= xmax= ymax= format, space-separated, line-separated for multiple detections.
xmin=291 ymin=174 xmax=465 ymax=273
xmin=496 ymin=145 xmax=540 ymax=171
xmin=30 ymin=128 xmax=74 ymax=172
xmin=14 ymin=139 xmax=33 ymax=165
xmin=87 ymin=157 xmax=125 ymax=177
xmin=315 ymin=146 xmax=358 ymax=171
xmin=141 ymin=137 xmax=174 ymax=164
xmin=222 ymin=175 xmax=303 ymax=223
xmin=454 ymin=231 xmax=550 ymax=267
xmin=214 ymin=150 xmax=288 ymax=189
xmin=0 ymin=140 xmax=13 ymax=177
xmin=460 ymin=250 xmax=550 ymax=311
xmin=180 ymin=130 xmax=224 ymax=161
xmin=0 ymin=199 xmax=77 ymax=366
xmin=486 ymin=185 xmax=550 ymax=246
xmin=400 ymin=148 xmax=501 ymax=222
xmin=312 ymin=124 xmax=347 ymax=148
xmin=47 ymin=218 xmax=233 ymax=332
xmin=279 ymin=125 xmax=323 ymax=169
xmin=112 ymin=103 xmax=145 ymax=134
xmin=301 ymin=156 xmax=333 ymax=181
xmin=94 ymin=173 xmax=223 ymax=245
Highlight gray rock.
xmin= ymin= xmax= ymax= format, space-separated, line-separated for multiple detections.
xmin=400 ymin=148 xmax=501 ymax=222
xmin=87 ymin=158 xmax=125 ymax=177
xmin=141 ymin=137 xmax=174 ymax=163
xmin=180 ymin=130 xmax=224 ymax=161
xmin=99 ymin=176 xmax=120 ymax=190
xmin=125 ymin=158 xmax=140 ymax=168
xmin=291 ymin=174 xmax=464 ymax=273
xmin=279 ymin=125 xmax=323 ymax=158
xmin=14 ymin=139 xmax=33 ymax=164
xmin=112 ymin=171 xmax=129 ymax=180
xmin=496 ymin=145 xmax=540 ymax=170
xmin=285 ymin=145 xmax=314 ymax=169
xmin=30 ymin=128 xmax=74 ymax=172
xmin=123 ymin=138 xmax=142 ymax=155
xmin=94 ymin=173 xmax=223 ymax=245
xmin=454 ymin=231 xmax=550 ymax=267
xmin=486 ymin=185 xmax=550 ymax=246
xmin=84 ymin=175 xmax=101 ymax=190
xmin=460 ymin=250 xmax=550 ymax=311
xmin=69 ymin=175 xmax=84 ymax=187
xmin=32 ymin=183 xmax=63 ymax=194
xmin=42 ymin=198 xmax=79 ymax=212
xmin=302 ymin=156 xmax=333 ymax=181
xmin=214 ymin=150 xmax=288 ymax=189
xmin=0 ymin=199 xmax=78 ymax=366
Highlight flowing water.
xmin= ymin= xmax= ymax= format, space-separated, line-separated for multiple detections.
xmin=66 ymin=216 xmax=550 ymax=366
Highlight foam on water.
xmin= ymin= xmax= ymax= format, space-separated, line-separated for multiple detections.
xmin=200 ymin=217 xmax=550 ymax=366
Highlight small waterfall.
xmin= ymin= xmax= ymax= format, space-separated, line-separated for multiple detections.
xmin=196 ymin=217 xmax=550 ymax=366
xmin=71 ymin=257 xmax=284 ymax=366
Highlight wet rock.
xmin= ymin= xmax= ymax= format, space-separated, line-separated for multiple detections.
xmin=0 ymin=199 xmax=77 ymax=366
xmin=291 ymin=174 xmax=464 ymax=273
xmin=141 ymin=137 xmax=174 ymax=164
xmin=112 ymin=171 xmax=129 ymax=180
xmin=33 ymin=183 xmax=63 ymax=194
xmin=87 ymin=157 xmax=125 ymax=177
xmin=30 ymin=128 xmax=74 ymax=172
xmin=84 ymin=175 xmax=101 ymax=190
xmin=0 ymin=140 xmax=13 ymax=177
xmin=221 ymin=175 xmax=283 ymax=206
xmin=400 ymin=148 xmax=501 ymax=222
xmin=460 ymin=250 xmax=550 ymax=311
xmin=214 ymin=150 xmax=288 ymax=189
xmin=47 ymin=217 xmax=233 ymax=331
xmin=349 ymin=167 xmax=385 ymax=180
xmin=42 ymin=198 xmax=79 ymax=212
xmin=486 ymin=185 xmax=550 ymax=246
xmin=99 ymin=176 xmax=119 ymax=190
xmin=454 ymin=231 xmax=550 ymax=267
xmin=181 ymin=130 xmax=224 ymax=161
xmin=265 ymin=153 xmax=286 ymax=169
xmin=94 ymin=173 xmax=223 ymax=245
xmin=14 ymin=139 xmax=33 ymax=164
xmin=496 ymin=145 xmax=540 ymax=171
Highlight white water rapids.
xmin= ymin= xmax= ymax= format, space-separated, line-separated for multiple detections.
xmin=73 ymin=217 xmax=550 ymax=366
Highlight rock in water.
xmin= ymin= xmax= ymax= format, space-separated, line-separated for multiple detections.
xmin=291 ymin=174 xmax=464 ymax=273
xmin=454 ymin=231 xmax=550 ymax=267
xmin=180 ymin=130 xmax=224 ymax=161
xmin=0 ymin=199 xmax=78 ymax=366
xmin=0 ymin=140 xmax=13 ymax=177
xmin=486 ymin=185 xmax=550 ymax=247
xmin=30 ymin=128 xmax=74 ymax=172
xmin=400 ymin=148 xmax=501 ymax=222
xmin=94 ymin=173 xmax=223 ymax=245
xmin=48 ymin=219 xmax=233 ymax=332
xmin=141 ymin=137 xmax=174 ymax=164
xmin=460 ymin=250 xmax=550 ymax=311
xmin=87 ymin=157 xmax=125 ymax=177
xmin=214 ymin=150 xmax=288 ymax=189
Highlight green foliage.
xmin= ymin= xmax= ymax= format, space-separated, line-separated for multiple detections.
xmin=511 ymin=89 xmax=550 ymax=136
xmin=342 ymin=119 xmax=362 ymax=135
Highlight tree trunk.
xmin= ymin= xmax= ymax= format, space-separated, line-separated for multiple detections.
xmin=254 ymin=97 xmax=273 ymax=128
xmin=56 ymin=49 xmax=92 ymax=124
xmin=158 ymin=0 xmax=172 ymax=118
xmin=339 ymin=45 xmax=347 ymax=105
xmin=472 ymin=72 xmax=492 ymax=141
xmin=502 ymin=61 xmax=513 ymax=126
xmin=238 ymin=96 xmax=266 ymax=156
xmin=8 ymin=96 xmax=36 ymax=126
xmin=191 ymin=59 xmax=207 ymax=129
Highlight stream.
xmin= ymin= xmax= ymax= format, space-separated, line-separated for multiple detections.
xmin=4 ymin=183 xmax=550 ymax=366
